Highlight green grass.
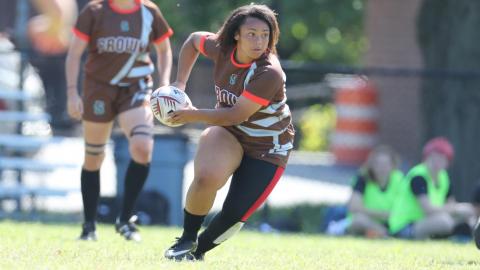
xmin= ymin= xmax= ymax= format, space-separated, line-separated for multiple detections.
xmin=0 ymin=221 xmax=479 ymax=270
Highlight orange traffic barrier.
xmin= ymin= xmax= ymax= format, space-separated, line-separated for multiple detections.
xmin=330 ymin=75 xmax=378 ymax=165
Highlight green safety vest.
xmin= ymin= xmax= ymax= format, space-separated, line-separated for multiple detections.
xmin=388 ymin=163 xmax=450 ymax=234
xmin=349 ymin=170 xmax=404 ymax=221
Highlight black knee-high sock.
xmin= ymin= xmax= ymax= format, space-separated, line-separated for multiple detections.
xmin=81 ymin=169 xmax=100 ymax=223
xmin=194 ymin=211 xmax=243 ymax=255
xmin=182 ymin=209 xmax=206 ymax=241
xmin=120 ymin=160 xmax=150 ymax=222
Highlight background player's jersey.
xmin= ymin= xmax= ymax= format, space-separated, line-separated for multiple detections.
xmin=199 ymin=34 xmax=295 ymax=168
xmin=73 ymin=0 xmax=172 ymax=85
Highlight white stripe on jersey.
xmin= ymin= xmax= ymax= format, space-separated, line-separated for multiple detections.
xmin=127 ymin=63 xmax=155 ymax=78
xmin=110 ymin=4 xmax=154 ymax=85
xmin=235 ymin=124 xmax=290 ymax=137
xmin=238 ymin=61 xmax=292 ymax=156
xmin=243 ymin=62 xmax=257 ymax=89
xmin=269 ymin=135 xmax=293 ymax=156
xmin=259 ymin=97 xmax=287 ymax=114
xmin=251 ymin=105 xmax=291 ymax=127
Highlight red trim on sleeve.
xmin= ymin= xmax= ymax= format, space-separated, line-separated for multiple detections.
xmin=153 ymin=28 xmax=174 ymax=44
xmin=199 ymin=35 xmax=207 ymax=56
xmin=242 ymin=90 xmax=270 ymax=106
xmin=72 ymin=28 xmax=90 ymax=42
xmin=241 ymin=167 xmax=285 ymax=221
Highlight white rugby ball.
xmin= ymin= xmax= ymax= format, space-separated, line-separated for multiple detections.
xmin=150 ymin=85 xmax=192 ymax=127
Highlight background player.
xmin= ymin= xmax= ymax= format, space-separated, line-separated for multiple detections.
xmin=0 ymin=0 xmax=81 ymax=133
xmin=65 ymin=0 xmax=173 ymax=241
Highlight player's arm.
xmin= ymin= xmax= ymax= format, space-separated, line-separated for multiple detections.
xmin=170 ymin=97 xmax=262 ymax=126
xmin=171 ymin=66 xmax=281 ymax=126
xmin=173 ymin=31 xmax=214 ymax=90
xmin=153 ymin=38 xmax=172 ymax=87
xmin=411 ymin=176 xmax=445 ymax=215
xmin=66 ymin=36 xmax=87 ymax=94
xmin=348 ymin=176 xmax=389 ymax=220
xmin=65 ymin=35 xmax=88 ymax=119
xmin=417 ymin=195 xmax=447 ymax=215
xmin=443 ymin=188 xmax=475 ymax=217
xmin=348 ymin=192 xmax=389 ymax=221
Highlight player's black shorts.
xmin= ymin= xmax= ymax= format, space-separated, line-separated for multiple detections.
xmin=224 ymin=154 xmax=285 ymax=222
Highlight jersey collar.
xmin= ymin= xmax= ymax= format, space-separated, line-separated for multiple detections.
xmin=230 ymin=47 xmax=253 ymax=69
xmin=109 ymin=0 xmax=141 ymax=14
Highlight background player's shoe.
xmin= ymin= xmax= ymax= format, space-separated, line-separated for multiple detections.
xmin=78 ymin=222 xmax=97 ymax=241
xmin=115 ymin=215 xmax=141 ymax=242
xmin=164 ymin=236 xmax=198 ymax=261
xmin=473 ymin=219 xmax=480 ymax=249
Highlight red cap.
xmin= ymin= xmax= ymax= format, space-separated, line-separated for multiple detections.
xmin=422 ymin=137 xmax=454 ymax=162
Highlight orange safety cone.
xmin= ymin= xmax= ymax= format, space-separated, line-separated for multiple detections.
xmin=330 ymin=75 xmax=378 ymax=165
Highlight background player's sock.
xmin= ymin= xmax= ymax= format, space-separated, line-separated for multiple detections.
xmin=119 ymin=160 xmax=149 ymax=222
xmin=81 ymin=169 xmax=100 ymax=222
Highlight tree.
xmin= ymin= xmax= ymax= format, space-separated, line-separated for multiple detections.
xmin=417 ymin=0 xmax=480 ymax=200
xmin=155 ymin=0 xmax=366 ymax=64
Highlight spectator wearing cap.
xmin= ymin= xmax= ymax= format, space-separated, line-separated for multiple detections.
xmin=388 ymin=137 xmax=475 ymax=239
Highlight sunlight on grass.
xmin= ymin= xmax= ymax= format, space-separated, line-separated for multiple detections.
xmin=0 ymin=221 xmax=478 ymax=269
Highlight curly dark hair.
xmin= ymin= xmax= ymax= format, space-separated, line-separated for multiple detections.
xmin=216 ymin=4 xmax=280 ymax=55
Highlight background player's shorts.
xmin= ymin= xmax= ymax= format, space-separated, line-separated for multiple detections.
xmin=82 ymin=76 xmax=153 ymax=122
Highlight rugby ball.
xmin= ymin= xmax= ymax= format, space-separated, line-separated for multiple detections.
xmin=150 ymin=85 xmax=192 ymax=127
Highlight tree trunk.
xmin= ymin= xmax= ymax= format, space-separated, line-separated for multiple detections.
xmin=417 ymin=0 xmax=480 ymax=200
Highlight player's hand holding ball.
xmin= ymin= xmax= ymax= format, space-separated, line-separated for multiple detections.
xmin=150 ymin=85 xmax=195 ymax=127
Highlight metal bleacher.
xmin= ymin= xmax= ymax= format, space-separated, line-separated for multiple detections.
xmin=0 ymin=42 xmax=78 ymax=214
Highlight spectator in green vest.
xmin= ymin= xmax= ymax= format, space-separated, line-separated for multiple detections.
xmin=389 ymin=137 xmax=475 ymax=239
xmin=347 ymin=145 xmax=404 ymax=238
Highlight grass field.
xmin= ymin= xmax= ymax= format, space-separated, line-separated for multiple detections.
xmin=0 ymin=221 xmax=479 ymax=270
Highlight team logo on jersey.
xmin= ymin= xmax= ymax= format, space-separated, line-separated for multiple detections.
xmin=97 ymin=36 xmax=143 ymax=54
xmin=120 ymin=20 xmax=130 ymax=32
xmin=215 ymin=85 xmax=238 ymax=106
xmin=229 ymin=74 xmax=237 ymax=85
xmin=93 ymin=100 xmax=105 ymax=116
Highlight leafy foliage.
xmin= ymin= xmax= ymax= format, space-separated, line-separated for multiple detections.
xmin=298 ymin=104 xmax=336 ymax=151
xmin=155 ymin=0 xmax=366 ymax=64
xmin=417 ymin=0 xmax=480 ymax=200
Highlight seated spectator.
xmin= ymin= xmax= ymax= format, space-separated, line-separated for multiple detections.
xmin=346 ymin=145 xmax=404 ymax=238
xmin=389 ymin=137 xmax=475 ymax=239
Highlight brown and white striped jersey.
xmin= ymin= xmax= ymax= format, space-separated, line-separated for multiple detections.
xmin=73 ymin=0 xmax=173 ymax=85
xmin=199 ymin=34 xmax=295 ymax=168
